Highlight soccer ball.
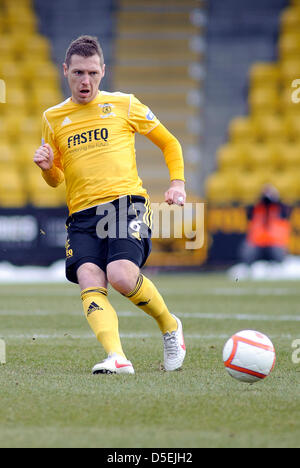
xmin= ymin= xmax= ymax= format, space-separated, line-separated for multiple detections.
xmin=223 ymin=330 xmax=276 ymax=384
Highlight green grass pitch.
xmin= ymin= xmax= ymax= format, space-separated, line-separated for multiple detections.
xmin=0 ymin=273 xmax=299 ymax=448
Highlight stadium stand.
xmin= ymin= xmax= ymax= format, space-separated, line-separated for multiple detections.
xmin=0 ymin=0 xmax=65 ymax=207
xmin=204 ymin=0 xmax=300 ymax=206
xmin=114 ymin=0 xmax=205 ymax=200
xmin=0 ymin=0 xmax=119 ymax=208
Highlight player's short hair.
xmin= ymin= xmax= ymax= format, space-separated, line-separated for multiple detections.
xmin=65 ymin=35 xmax=104 ymax=67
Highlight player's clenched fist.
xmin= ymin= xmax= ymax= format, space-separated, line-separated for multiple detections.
xmin=34 ymin=143 xmax=54 ymax=171
xmin=165 ymin=180 xmax=186 ymax=206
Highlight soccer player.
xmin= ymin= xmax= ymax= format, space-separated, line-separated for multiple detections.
xmin=34 ymin=35 xmax=186 ymax=375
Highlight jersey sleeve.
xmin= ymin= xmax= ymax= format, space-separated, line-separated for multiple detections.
xmin=128 ymin=94 xmax=160 ymax=135
xmin=41 ymin=113 xmax=64 ymax=187
xmin=146 ymin=123 xmax=185 ymax=182
xmin=42 ymin=113 xmax=63 ymax=171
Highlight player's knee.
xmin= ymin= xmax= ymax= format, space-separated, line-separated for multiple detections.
xmin=107 ymin=260 xmax=139 ymax=295
xmin=77 ymin=262 xmax=107 ymax=289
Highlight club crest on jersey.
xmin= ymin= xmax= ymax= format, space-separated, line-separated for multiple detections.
xmin=99 ymin=103 xmax=116 ymax=119
xmin=101 ymin=103 xmax=112 ymax=114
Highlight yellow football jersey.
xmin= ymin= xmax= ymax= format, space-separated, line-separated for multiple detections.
xmin=42 ymin=91 xmax=161 ymax=214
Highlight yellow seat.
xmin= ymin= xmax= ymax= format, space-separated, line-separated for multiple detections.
xmin=270 ymin=171 xmax=300 ymax=205
xmin=228 ymin=116 xmax=257 ymax=143
xmin=30 ymin=88 xmax=63 ymax=113
xmin=0 ymin=118 xmax=9 ymax=140
xmin=0 ymin=143 xmax=17 ymax=165
xmin=0 ymin=37 xmax=15 ymax=60
xmin=217 ymin=143 xmax=248 ymax=172
xmin=0 ymin=15 xmax=4 ymax=34
xmin=284 ymin=113 xmax=300 ymax=141
xmin=2 ymin=115 xmax=40 ymax=143
xmin=27 ymin=172 xmax=66 ymax=207
xmin=0 ymin=61 xmax=23 ymax=85
xmin=252 ymin=114 xmax=288 ymax=142
xmin=248 ymin=88 xmax=280 ymax=115
xmin=280 ymin=7 xmax=300 ymax=33
xmin=274 ymin=142 xmax=300 ymax=169
xmin=4 ymin=86 xmax=28 ymax=114
xmin=18 ymin=142 xmax=41 ymax=167
xmin=234 ymin=172 xmax=266 ymax=205
xmin=21 ymin=61 xmax=60 ymax=86
xmin=249 ymin=62 xmax=280 ymax=88
xmin=26 ymin=35 xmax=51 ymax=60
xmin=245 ymin=143 xmax=274 ymax=171
xmin=12 ymin=34 xmax=51 ymax=60
xmin=280 ymin=59 xmax=300 ymax=85
xmin=279 ymin=32 xmax=300 ymax=60
xmin=205 ymin=172 xmax=238 ymax=205
xmin=5 ymin=10 xmax=37 ymax=35
xmin=281 ymin=86 xmax=300 ymax=113
xmin=0 ymin=169 xmax=27 ymax=207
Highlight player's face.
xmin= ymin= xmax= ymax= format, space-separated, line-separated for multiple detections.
xmin=63 ymin=54 xmax=105 ymax=104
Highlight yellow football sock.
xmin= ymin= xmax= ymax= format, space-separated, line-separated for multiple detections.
xmin=81 ymin=287 xmax=125 ymax=358
xmin=126 ymin=275 xmax=177 ymax=334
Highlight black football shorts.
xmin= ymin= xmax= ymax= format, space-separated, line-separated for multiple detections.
xmin=65 ymin=195 xmax=152 ymax=284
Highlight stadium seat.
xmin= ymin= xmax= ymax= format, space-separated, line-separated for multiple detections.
xmin=228 ymin=116 xmax=257 ymax=143
xmin=248 ymin=88 xmax=280 ymax=115
xmin=27 ymin=172 xmax=66 ymax=208
xmin=245 ymin=143 xmax=275 ymax=171
xmin=5 ymin=8 xmax=37 ymax=35
xmin=270 ymin=171 xmax=300 ymax=205
xmin=0 ymin=61 xmax=23 ymax=85
xmin=4 ymin=87 xmax=28 ymax=115
xmin=280 ymin=7 xmax=300 ymax=33
xmin=0 ymin=37 xmax=14 ymax=60
xmin=252 ymin=114 xmax=288 ymax=142
xmin=18 ymin=142 xmax=40 ymax=168
xmin=279 ymin=32 xmax=300 ymax=60
xmin=14 ymin=34 xmax=51 ymax=61
xmin=0 ymin=15 xmax=4 ymax=34
xmin=0 ymin=143 xmax=17 ymax=164
xmin=21 ymin=61 xmax=60 ymax=86
xmin=274 ymin=142 xmax=300 ymax=169
xmin=2 ymin=115 xmax=27 ymax=143
xmin=284 ymin=113 xmax=300 ymax=141
xmin=217 ymin=143 xmax=248 ymax=172
xmin=205 ymin=172 xmax=238 ymax=205
xmin=281 ymin=86 xmax=300 ymax=114
xmin=0 ymin=118 xmax=9 ymax=140
xmin=234 ymin=172 xmax=266 ymax=205
xmin=30 ymin=88 xmax=64 ymax=114
xmin=249 ymin=62 xmax=280 ymax=89
xmin=280 ymin=59 xmax=300 ymax=86
xmin=0 ymin=169 xmax=27 ymax=208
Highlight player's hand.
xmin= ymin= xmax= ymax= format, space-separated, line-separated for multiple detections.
xmin=165 ymin=180 xmax=186 ymax=206
xmin=33 ymin=143 xmax=54 ymax=171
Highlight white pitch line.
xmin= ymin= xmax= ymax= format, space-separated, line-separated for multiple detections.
xmin=1 ymin=287 xmax=300 ymax=297
xmin=0 ymin=332 xmax=296 ymax=340
xmin=0 ymin=309 xmax=300 ymax=322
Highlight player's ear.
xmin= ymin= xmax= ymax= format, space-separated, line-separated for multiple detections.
xmin=101 ymin=64 xmax=106 ymax=79
xmin=63 ymin=63 xmax=68 ymax=77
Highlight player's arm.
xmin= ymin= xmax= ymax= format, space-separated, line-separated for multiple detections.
xmin=34 ymin=114 xmax=65 ymax=187
xmin=146 ymin=123 xmax=186 ymax=205
xmin=34 ymin=143 xmax=64 ymax=187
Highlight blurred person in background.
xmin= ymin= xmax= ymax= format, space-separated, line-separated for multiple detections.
xmin=239 ymin=184 xmax=291 ymax=265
